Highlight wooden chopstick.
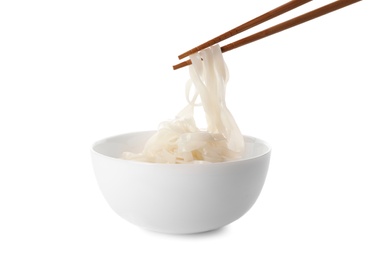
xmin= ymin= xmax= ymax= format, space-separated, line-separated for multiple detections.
xmin=173 ymin=0 xmax=362 ymax=70
xmin=178 ymin=0 xmax=312 ymax=60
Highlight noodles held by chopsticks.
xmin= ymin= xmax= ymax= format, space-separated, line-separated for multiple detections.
xmin=122 ymin=45 xmax=244 ymax=164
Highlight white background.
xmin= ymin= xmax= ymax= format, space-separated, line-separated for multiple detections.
xmin=1 ymin=0 xmax=377 ymax=259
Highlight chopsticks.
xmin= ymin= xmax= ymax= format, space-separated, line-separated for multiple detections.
xmin=173 ymin=0 xmax=362 ymax=70
xmin=178 ymin=0 xmax=312 ymax=60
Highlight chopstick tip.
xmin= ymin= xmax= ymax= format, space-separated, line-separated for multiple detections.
xmin=173 ymin=59 xmax=192 ymax=70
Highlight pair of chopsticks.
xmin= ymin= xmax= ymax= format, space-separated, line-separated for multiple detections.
xmin=173 ymin=0 xmax=362 ymax=70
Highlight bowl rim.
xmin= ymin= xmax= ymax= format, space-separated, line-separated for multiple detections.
xmin=91 ymin=131 xmax=271 ymax=166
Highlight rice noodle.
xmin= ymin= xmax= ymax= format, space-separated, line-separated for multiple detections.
xmin=122 ymin=45 xmax=245 ymax=163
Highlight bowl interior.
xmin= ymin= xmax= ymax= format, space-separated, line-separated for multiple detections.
xmin=92 ymin=131 xmax=271 ymax=162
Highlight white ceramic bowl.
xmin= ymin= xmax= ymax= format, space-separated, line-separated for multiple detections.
xmin=91 ymin=131 xmax=271 ymax=234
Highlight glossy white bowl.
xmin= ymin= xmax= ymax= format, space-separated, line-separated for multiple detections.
xmin=91 ymin=131 xmax=271 ymax=234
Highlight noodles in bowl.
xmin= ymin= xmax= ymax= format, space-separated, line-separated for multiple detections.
xmin=91 ymin=44 xmax=271 ymax=234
